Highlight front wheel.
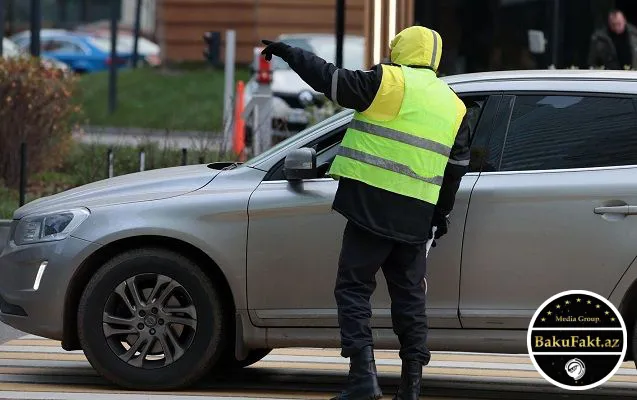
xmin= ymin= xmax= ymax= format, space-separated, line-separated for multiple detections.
xmin=77 ymin=248 xmax=227 ymax=390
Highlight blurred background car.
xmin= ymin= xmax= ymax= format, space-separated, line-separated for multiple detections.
xmin=243 ymin=33 xmax=365 ymax=143
xmin=10 ymin=29 xmax=132 ymax=73
xmin=2 ymin=37 xmax=71 ymax=75
xmin=74 ymin=26 xmax=161 ymax=67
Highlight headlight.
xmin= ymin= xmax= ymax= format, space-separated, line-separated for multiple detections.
xmin=13 ymin=208 xmax=90 ymax=245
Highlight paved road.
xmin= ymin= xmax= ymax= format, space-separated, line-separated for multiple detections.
xmin=0 ymin=333 xmax=635 ymax=399
xmin=0 ymin=323 xmax=21 ymax=346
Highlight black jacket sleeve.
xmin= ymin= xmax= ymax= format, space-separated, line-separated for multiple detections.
xmin=276 ymin=45 xmax=382 ymax=112
xmin=434 ymin=114 xmax=471 ymax=217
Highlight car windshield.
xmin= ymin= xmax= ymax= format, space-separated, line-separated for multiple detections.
xmin=271 ymin=36 xmax=364 ymax=71
xmin=243 ymin=109 xmax=353 ymax=168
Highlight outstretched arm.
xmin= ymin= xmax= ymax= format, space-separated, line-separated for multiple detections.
xmin=261 ymin=40 xmax=382 ymax=113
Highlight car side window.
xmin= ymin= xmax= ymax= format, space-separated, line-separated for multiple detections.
xmin=44 ymin=39 xmax=85 ymax=55
xmin=456 ymin=95 xmax=495 ymax=173
xmin=499 ymin=95 xmax=637 ymax=171
xmin=265 ymin=127 xmax=346 ymax=181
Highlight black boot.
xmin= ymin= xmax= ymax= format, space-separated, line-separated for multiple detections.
xmin=392 ymin=360 xmax=422 ymax=400
xmin=331 ymin=346 xmax=383 ymax=400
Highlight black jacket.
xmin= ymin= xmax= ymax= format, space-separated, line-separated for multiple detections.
xmin=275 ymin=45 xmax=472 ymax=244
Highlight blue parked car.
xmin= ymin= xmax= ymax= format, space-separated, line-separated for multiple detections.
xmin=10 ymin=29 xmax=132 ymax=73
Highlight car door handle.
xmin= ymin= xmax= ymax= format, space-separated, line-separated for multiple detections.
xmin=593 ymin=205 xmax=637 ymax=215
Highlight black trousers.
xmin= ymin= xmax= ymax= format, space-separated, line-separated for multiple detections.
xmin=334 ymin=220 xmax=430 ymax=365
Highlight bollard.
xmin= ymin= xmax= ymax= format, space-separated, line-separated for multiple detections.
xmin=107 ymin=148 xmax=114 ymax=178
xmin=181 ymin=148 xmax=187 ymax=166
xmin=233 ymin=80 xmax=246 ymax=160
xmin=139 ymin=148 xmax=145 ymax=172
xmin=19 ymin=142 xmax=27 ymax=206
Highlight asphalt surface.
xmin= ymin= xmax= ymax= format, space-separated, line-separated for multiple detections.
xmin=0 ymin=323 xmax=21 ymax=346
xmin=0 ymin=331 xmax=635 ymax=399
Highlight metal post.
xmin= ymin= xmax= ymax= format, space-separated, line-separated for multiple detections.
xmin=223 ymin=30 xmax=236 ymax=129
xmin=551 ymin=0 xmax=560 ymax=68
xmin=335 ymin=0 xmax=345 ymax=68
xmin=30 ymin=0 xmax=41 ymax=57
xmin=107 ymin=148 xmax=114 ymax=178
xmin=19 ymin=143 xmax=26 ymax=206
xmin=57 ymin=0 xmax=67 ymax=29
xmin=252 ymin=105 xmax=260 ymax=155
xmin=181 ymin=148 xmax=187 ymax=165
xmin=139 ymin=148 xmax=145 ymax=172
xmin=132 ymin=0 xmax=142 ymax=68
xmin=79 ymin=0 xmax=87 ymax=23
xmin=0 ymin=0 xmax=5 ymax=57
xmin=108 ymin=0 xmax=118 ymax=114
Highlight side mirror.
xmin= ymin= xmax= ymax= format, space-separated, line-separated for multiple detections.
xmin=284 ymin=148 xmax=317 ymax=181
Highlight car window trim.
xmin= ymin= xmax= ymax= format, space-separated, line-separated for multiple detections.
xmin=490 ymin=92 xmax=637 ymax=174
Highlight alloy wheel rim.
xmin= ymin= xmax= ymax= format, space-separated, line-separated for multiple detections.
xmin=102 ymin=273 xmax=198 ymax=369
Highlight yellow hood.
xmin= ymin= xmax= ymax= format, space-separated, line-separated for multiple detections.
xmin=390 ymin=26 xmax=442 ymax=71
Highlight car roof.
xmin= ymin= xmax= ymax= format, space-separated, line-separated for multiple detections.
xmin=442 ymin=69 xmax=637 ymax=95
xmin=443 ymin=69 xmax=637 ymax=84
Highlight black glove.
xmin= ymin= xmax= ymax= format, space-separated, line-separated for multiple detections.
xmin=429 ymin=212 xmax=449 ymax=240
xmin=261 ymin=40 xmax=290 ymax=61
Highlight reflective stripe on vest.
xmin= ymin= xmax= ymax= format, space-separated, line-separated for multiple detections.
xmin=348 ymin=119 xmax=452 ymax=158
xmin=337 ymin=146 xmax=444 ymax=186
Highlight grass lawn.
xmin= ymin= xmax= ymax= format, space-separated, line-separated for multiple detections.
xmin=74 ymin=66 xmax=251 ymax=132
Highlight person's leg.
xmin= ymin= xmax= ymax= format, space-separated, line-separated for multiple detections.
xmin=381 ymin=242 xmax=429 ymax=400
xmin=335 ymin=220 xmax=392 ymax=357
xmin=331 ymin=220 xmax=391 ymax=400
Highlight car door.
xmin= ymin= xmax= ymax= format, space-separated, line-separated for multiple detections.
xmin=246 ymin=94 xmax=497 ymax=329
xmin=460 ymin=92 xmax=637 ymax=329
xmin=42 ymin=38 xmax=87 ymax=71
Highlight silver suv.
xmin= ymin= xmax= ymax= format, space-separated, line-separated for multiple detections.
xmin=2 ymin=69 xmax=637 ymax=390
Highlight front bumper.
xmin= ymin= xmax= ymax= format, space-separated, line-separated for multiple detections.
xmin=0 ymin=234 xmax=101 ymax=340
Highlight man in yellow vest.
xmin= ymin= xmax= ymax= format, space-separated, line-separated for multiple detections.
xmin=262 ymin=26 xmax=471 ymax=400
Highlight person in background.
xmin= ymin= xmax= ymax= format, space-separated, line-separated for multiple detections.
xmin=588 ymin=9 xmax=637 ymax=70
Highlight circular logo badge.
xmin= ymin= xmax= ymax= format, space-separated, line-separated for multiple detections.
xmin=527 ymin=290 xmax=627 ymax=390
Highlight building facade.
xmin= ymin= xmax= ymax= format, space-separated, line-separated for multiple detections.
xmin=156 ymin=0 xmax=365 ymax=65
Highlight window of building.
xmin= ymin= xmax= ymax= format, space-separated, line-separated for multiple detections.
xmin=499 ymin=95 xmax=637 ymax=171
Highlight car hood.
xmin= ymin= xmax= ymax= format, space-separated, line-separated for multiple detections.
xmin=271 ymin=69 xmax=318 ymax=95
xmin=13 ymin=164 xmax=220 ymax=219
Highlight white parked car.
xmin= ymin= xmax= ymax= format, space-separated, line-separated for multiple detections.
xmin=243 ymin=33 xmax=365 ymax=144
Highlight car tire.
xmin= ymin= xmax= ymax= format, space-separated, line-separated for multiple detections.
xmin=77 ymin=248 xmax=226 ymax=390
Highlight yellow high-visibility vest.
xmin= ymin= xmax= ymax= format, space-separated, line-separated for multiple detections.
xmin=328 ymin=65 xmax=466 ymax=205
